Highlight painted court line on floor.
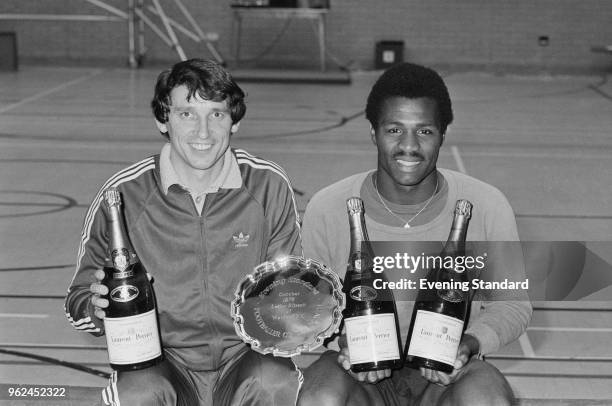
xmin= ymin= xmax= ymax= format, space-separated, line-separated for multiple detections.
xmin=518 ymin=333 xmax=536 ymax=358
xmin=2 ymin=141 xmax=611 ymax=160
xmin=0 ymin=313 xmax=49 ymax=319
xmin=1 ymin=343 xmax=105 ymax=350
xmin=452 ymin=147 xmax=539 ymax=360
xmin=450 ymin=145 xmax=467 ymax=173
xmin=528 ymin=326 xmax=612 ymax=333
xmin=0 ymin=69 xmax=105 ymax=115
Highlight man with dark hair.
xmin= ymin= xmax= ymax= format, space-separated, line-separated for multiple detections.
xmin=298 ymin=63 xmax=532 ymax=405
xmin=65 ymin=59 xmax=303 ymax=405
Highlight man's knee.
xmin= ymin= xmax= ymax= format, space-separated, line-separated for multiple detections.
xmin=239 ymin=352 xmax=300 ymax=387
xmin=298 ymin=351 xmax=380 ymax=406
xmin=298 ymin=388 xmax=346 ymax=406
xmin=102 ymin=369 xmax=176 ymax=406
xmin=299 ymin=351 xmax=347 ymax=406
xmin=439 ymin=360 xmax=514 ymax=406
xmin=216 ymin=350 xmax=300 ymax=405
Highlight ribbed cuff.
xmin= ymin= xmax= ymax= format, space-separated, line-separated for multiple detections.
xmin=464 ymin=323 xmax=501 ymax=355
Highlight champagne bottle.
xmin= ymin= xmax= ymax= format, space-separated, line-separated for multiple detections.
xmin=102 ymin=188 xmax=163 ymax=371
xmin=342 ymin=197 xmax=403 ymax=372
xmin=405 ymin=199 xmax=473 ymax=373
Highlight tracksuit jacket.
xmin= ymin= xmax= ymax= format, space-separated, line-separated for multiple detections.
xmin=64 ymin=148 xmax=302 ymax=371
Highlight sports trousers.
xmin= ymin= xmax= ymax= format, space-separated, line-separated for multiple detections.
xmin=100 ymin=347 xmax=303 ymax=406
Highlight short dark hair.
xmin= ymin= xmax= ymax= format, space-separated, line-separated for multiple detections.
xmin=365 ymin=63 xmax=453 ymax=134
xmin=151 ymin=59 xmax=246 ymax=138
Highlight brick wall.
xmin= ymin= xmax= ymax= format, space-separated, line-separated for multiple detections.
xmin=1 ymin=0 xmax=611 ymax=72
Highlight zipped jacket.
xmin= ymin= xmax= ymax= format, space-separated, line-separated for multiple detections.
xmin=65 ymin=148 xmax=302 ymax=371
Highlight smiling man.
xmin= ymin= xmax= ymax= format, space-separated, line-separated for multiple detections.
xmin=298 ymin=63 xmax=532 ymax=406
xmin=65 ymin=59 xmax=303 ymax=406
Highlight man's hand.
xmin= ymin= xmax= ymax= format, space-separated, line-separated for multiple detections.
xmin=419 ymin=334 xmax=480 ymax=386
xmin=336 ymin=334 xmax=392 ymax=384
xmin=89 ymin=269 xmax=108 ymax=320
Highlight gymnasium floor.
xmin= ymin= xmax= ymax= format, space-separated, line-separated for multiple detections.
xmin=0 ymin=64 xmax=611 ymax=404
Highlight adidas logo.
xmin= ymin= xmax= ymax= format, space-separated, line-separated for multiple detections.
xmin=233 ymin=232 xmax=250 ymax=248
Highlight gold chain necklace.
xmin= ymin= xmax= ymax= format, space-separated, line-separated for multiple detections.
xmin=373 ymin=175 xmax=439 ymax=229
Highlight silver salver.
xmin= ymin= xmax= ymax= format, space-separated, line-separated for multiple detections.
xmin=231 ymin=256 xmax=345 ymax=357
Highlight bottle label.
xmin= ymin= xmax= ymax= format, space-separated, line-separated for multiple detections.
xmin=113 ymin=270 xmax=134 ymax=279
xmin=110 ymin=285 xmax=139 ymax=303
xmin=104 ymin=309 xmax=162 ymax=365
xmin=344 ymin=313 xmax=400 ymax=364
xmin=407 ymin=310 xmax=464 ymax=367
xmin=349 ymin=285 xmax=377 ymax=301
xmin=111 ymin=249 xmax=130 ymax=272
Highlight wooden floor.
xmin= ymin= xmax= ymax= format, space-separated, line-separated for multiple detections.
xmin=0 ymin=65 xmax=611 ymax=404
